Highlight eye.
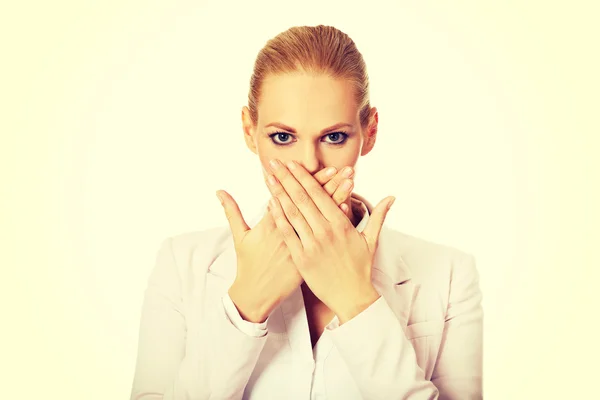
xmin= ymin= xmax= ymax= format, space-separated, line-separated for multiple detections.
xmin=269 ymin=132 xmax=295 ymax=145
xmin=268 ymin=131 xmax=349 ymax=146
xmin=323 ymin=132 xmax=348 ymax=145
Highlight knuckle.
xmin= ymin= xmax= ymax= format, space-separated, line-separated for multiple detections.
xmin=281 ymin=225 xmax=296 ymax=239
xmin=305 ymin=238 xmax=321 ymax=254
xmin=313 ymin=170 xmax=326 ymax=184
xmin=271 ymin=185 xmax=284 ymax=196
xmin=277 ymin=239 xmax=287 ymax=251
xmin=287 ymin=204 xmax=301 ymax=219
xmin=323 ymin=183 xmax=335 ymax=196
xmin=331 ymin=190 xmax=343 ymax=204
xmin=298 ymin=252 xmax=311 ymax=267
xmin=307 ymin=186 xmax=322 ymax=201
xmin=294 ymin=189 xmax=310 ymax=205
xmin=333 ymin=216 xmax=350 ymax=232
xmin=314 ymin=225 xmax=335 ymax=242
xmin=340 ymin=179 xmax=353 ymax=192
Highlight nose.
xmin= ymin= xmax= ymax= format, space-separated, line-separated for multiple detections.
xmin=294 ymin=145 xmax=322 ymax=175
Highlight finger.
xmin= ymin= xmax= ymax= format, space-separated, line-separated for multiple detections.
xmin=330 ymin=178 xmax=354 ymax=208
xmin=313 ymin=166 xmax=354 ymax=220
xmin=326 ymin=175 xmax=354 ymax=222
xmin=265 ymin=172 xmax=314 ymax=243
xmin=268 ymin=159 xmax=326 ymax=232
xmin=285 ymin=165 xmax=351 ymax=210
xmin=340 ymin=203 xmax=349 ymax=214
xmin=319 ymin=166 xmax=354 ymax=221
xmin=279 ymin=160 xmax=346 ymax=225
xmin=362 ymin=196 xmax=396 ymax=250
xmin=263 ymin=176 xmax=290 ymax=229
xmin=264 ymin=203 xmax=276 ymax=227
xmin=323 ymin=166 xmax=354 ymax=204
xmin=216 ymin=190 xmax=250 ymax=245
xmin=268 ymin=196 xmax=304 ymax=258
xmin=312 ymin=166 xmax=337 ymax=185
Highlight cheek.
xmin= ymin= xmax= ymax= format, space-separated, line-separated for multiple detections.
xmin=257 ymin=147 xmax=275 ymax=171
xmin=256 ymin=146 xmax=277 ymax=179
xmin=327 ymin=143 xmax=361 ymax=169
xmin=342 ymin=140 xmax=362 ymax=165
xmin=255 ymin=137 xmax=291 ymax=166
xmin=255 ymin=137 xmax=361 ymax=173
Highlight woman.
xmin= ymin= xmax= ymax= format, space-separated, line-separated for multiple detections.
xmin=130 ymin=25 xmax=483 ymax=400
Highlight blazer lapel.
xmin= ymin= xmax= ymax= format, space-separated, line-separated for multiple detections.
xmin=351 ymin=192 xmax=415 ymax=330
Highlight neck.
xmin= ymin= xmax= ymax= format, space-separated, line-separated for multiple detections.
xmin=345 ymin=197 xmax=361 ymax=228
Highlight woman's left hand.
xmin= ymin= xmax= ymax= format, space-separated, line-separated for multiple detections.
xmin=265 ymin=159 xmax=396 ymax=324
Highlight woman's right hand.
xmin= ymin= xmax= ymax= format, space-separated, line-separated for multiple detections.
xmin=216 ymin=166 xmax=355 ymax=323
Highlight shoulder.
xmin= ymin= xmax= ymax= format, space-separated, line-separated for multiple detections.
xmin=169 ymin=226 xmax=230 ymax=255
xmin=155 ymin=225 xmax=232 ymax=278
xmin=381 ymin=227 xmax=482 ymax=319
xmin=381 ymin=227 xmax=479 ymax=286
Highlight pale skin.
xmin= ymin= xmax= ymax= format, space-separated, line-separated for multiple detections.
xmin=265 ymin=160 xmax=395 ymax=323
xmin=218 ymin=166 xmax=358 ymax=323
xmin=216 ymin=71 xmax=395 ymax=344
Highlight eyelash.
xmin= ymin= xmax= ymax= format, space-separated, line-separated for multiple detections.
xmin=268 ymin=131 xmax=349 ymax=146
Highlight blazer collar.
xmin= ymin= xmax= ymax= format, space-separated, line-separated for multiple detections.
xmin=351 ymin=192 xmax=412 ymax=285
xmin=207 ymin=192 xmax=412 ymax=286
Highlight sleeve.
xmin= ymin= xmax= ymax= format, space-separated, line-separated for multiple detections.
xmin=326 ymin=253 xmax=483 ymax=400
xmin=129 ymin=237 xmax=270 ymax=400
xmin=430 ymin=253 xmax=483 ymax=399
xmin=326 ymin=295 xmax=440 ymax=400
xmin=222 ymin=292 xmax=269 ymax=337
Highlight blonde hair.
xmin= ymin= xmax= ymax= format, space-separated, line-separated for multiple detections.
xmin=248 ymin=25 xmax=371 ymax=128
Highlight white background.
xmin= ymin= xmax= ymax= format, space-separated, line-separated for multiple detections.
xmin=2 ymin=1 xmax=598 ymax=399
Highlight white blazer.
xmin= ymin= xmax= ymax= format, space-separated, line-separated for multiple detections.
xmin=130 ymin=193 xmax=483 ymax=400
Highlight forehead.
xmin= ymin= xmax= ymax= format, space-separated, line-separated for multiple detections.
xmin=257 ymin=72 xmax=359 ymax=129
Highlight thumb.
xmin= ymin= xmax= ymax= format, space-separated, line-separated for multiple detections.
xmin=362 ymin=196 xmax=395 ymax=250
xmin=216 ymin=190 xmax=250 ymax=244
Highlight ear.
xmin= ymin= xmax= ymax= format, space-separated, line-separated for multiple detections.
xmin=360 ymin=107 xmax=378 ymax=156
xmin=242 ymin=106 xmax=258 ymax=155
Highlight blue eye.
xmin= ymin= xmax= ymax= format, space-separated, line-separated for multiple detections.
xmin=270 ymin=132 xmax=293 ymax=145
xmin=268 ymin=131 xmax=349 ymax=146
xmin=324 ymin=132 xmax=347 ymax=144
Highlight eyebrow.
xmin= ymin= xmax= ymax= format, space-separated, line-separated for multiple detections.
xmin=264 ymin=122 xmax=353 ymax=134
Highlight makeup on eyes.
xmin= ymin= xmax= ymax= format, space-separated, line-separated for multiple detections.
xmin=268 ymin=131 xmax=350 ymax=146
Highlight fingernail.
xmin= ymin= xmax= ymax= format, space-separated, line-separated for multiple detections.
xmin=341 ymin=180 xmax=353 ymax=191
xmin=342 ymin=167 xmax=354 ymax=178
xmin=269 ymin=197 xmax=276 ymax=207
xmin=388 ymin=197 xmax=396 ymax=210
xmin=286 ymin=160 xmax=296 ymax=170
xmin=269 ymin=159 xmax=280 ymax=170
xmin=268 ymin=175 xmax=277 ymax=186
xmin=216 ymin=191 xmax=224 ymax=205
xmin=325 ymin=167 xmax=336 ymax=177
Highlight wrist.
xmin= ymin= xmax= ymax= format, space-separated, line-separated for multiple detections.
xmin=335 ymin=286 xmax=380 ymax=325
xmin=228 ymin=281 xmax=271 ymax=323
